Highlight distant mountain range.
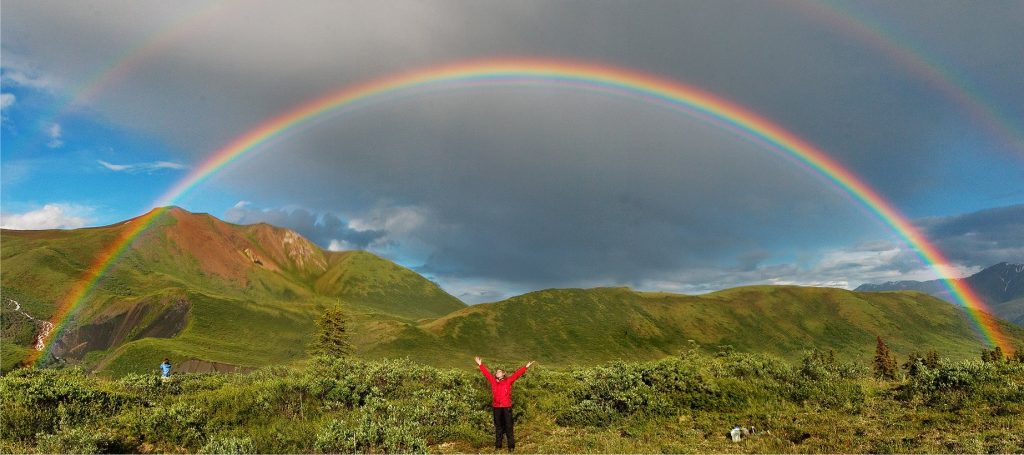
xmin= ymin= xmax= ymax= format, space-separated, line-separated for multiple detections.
xmin=2 ymin=207 xmax=1021 ymax=375
xmin=856 ymin=262 xmax=1024 ymax=326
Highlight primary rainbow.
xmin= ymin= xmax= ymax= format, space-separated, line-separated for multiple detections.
xmin=33 ymin=58 xmax=1012 ymax=364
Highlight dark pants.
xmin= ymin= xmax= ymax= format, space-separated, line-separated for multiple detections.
xmin=493 ymin=406 xmax=515 ymax=449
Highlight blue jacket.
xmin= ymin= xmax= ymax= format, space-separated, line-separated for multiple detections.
xmin=160 ymin=362 xmax=172 ymax=376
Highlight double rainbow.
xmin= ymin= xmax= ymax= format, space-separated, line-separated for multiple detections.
xmin=33 ymin=58 xmax=1012 ymax=364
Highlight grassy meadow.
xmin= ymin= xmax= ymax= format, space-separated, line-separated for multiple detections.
xmin=2 ymin=346 xmax=1023 ymax=454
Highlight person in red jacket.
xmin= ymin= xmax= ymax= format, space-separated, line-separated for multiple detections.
xmin=476 ymin=356 xmax=535 ymax=451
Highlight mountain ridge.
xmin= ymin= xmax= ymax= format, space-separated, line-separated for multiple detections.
xmin=856 ymin=262 xmax=1024 ymax=325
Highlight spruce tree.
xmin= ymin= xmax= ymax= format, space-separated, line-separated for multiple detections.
xmin=924 ymin=350 xmax=940 ymax=369
xmin=310 ymin=307 xmax=353 ymax=358
xmin=873 ymin=336 xmax=897 ymax=380
xmin=982 ymin=346 xmax=1005 ymax=363
xmin=902 ymin=351 xmax=923 ymax=377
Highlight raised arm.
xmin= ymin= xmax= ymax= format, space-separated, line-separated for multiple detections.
xmin=507 ymin=360 xmax=535 ymax=383
xmin=476 ymin=357 xmax=497 ymax=386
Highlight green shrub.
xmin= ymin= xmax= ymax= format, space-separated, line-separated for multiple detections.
xmin=314 ymin=419 xmax=356 ymax=454
xmin=556 ymin=397 xmax=615 ymax=427
xmin=35 ymin=427 xmax=102 ymax=454
xmin=557 ymin=356 xmax=747 ymax=426
xmin=142 ymin=401 xmax=210 ymax=449
xmin=897 ymin=360 xmax=1024 ymax=407
xmin=34 ymin=426 xmax=133 ymax=454
xmin=719 ymin=352 xmax=792 ymax=381
xmin=410 ymin=387 xmax=475 ymax=441
xmin=313 ymin=398 xmax=427 ymax=454
xmin=115 ymin=372 xmax=166 ymax=396
xmin=200 ymin=435 xmax=256 ymax=454
xmin=2 ymin=349 xmax=1023 ymax=453
xmin=0 ymin=368 xmax=128 ymax=440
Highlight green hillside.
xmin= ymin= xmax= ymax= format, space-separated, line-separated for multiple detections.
xmin=2 ymin=207 xmax=1021 ymax=377
xmin=316 ymin=250 xmax=466 ymax=320
xmin=0 ymin=207 xmax=465 ymax=373
xmin=994 ymin=297 xmax=1024 ymax=327
xmin=366 ymin=286 xmax=1024 ymax=367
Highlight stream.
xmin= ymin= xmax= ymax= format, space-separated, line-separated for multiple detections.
xmin=3 ymin=298 xmax=54 ymax=351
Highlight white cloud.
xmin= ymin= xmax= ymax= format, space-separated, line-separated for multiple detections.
xmin=0 ymin=67 xmax=60 ymax=91
xmin=223 ymin=202 xmax=387 ymax=250
xmin=97 ymin=159 xmax=188 ymax=173
xmin=0 ymin=204 xmax=93 ymax=230
xmin=630 ymin=238 xmax=990 ymax=297
xmin=46 ymin=123 xmax=63 ymax=148
xmin=0 ymin=93 xmax=15 ymax=109
xmin=0 ymin=93 xmax=14 ymax=122
xmin=97 ymin=160 xmax=130 ymax=171
xmin=425 ymin=275 xmax=526 ymax=305
xmin=349 ymin=206 xmax=427 ymax=237
xmin=328 ymin=239 xmax=356 ymax=251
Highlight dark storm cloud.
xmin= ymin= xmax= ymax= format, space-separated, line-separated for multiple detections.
xmin=4 ymin=0 xmax=1022 ymax=295
xmin=640 ymin=205 xmax=1024 ymax=295
xmin=223 ymin=203 xmax=385 ymax=250
xmin=5 ymin=1 xmax=1022 ymax=172
xmin=215 ymin=89 xmax=868 ymax=286
xmin=917 ymin=204 xmax=1024 ymax=267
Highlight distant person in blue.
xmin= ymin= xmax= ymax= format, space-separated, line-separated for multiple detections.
xmin=159 ymin=358 xmax=172 ymax=380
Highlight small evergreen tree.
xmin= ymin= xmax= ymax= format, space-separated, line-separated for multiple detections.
xmin=982 ymin=346 xmax=1005 ymax=363
xmin=902 ymin=351 xmax=924 ymax=377
xmin=1014 ymin=346 xmax=1024 ymax=363
xmin=924 ymin=350 xmax=940 ymax=369
xmin=310 ymin=307 xmax=353 ymax=358
xmin=873 ymin=336 xmax=897 ymax=380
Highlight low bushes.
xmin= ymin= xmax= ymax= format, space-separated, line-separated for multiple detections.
xmin=896 ymin=358 xmax=1024 ymax=409
xmin=2 ymin=350 xmax=1022 ymax=453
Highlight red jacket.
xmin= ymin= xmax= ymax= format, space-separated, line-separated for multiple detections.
xmin=479 ymin=363 xmax=527 ymax=408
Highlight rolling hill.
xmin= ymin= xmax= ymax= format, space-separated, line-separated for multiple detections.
xmin=2 ymin=207 xmax=1021 ymax=376
xmin=856 ymin=262 xmax=1024 ymax=325
xmin=365 ymin=285 xmax=1024 ymax=367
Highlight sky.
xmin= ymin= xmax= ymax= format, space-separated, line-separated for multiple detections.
xmin=2 ymin=0 xmax=1022 ymax=303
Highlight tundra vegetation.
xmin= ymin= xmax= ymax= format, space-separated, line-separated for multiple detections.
xmin=2 ymin=344 xmax=1023 ymax=454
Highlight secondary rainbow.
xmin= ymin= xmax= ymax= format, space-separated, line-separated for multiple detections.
xmin=791 ymin=0 xmax=1023 ymax=155
xmin=19 ymin=2 xmax=234 ymax=156
xmin=70 ymin=2 xmax=234 ymax=109
xmin=33 ymin=58 xmax=1012 ymax=364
